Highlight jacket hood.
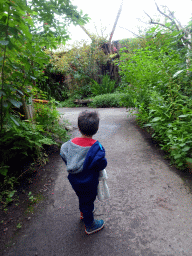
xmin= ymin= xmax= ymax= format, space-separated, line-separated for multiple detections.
xmin=60 ymin=140 xmax=107 ymax=174
xmin=60 ymin=140 xmax=91 ymax=174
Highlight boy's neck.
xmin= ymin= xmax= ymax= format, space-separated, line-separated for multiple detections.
xmin=81 ymin=134 xmax=93 ymax=139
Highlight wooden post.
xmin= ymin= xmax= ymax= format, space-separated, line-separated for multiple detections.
xmin=22 ymin=86 xmax=34 ymax=120
xmin=108 ymin=0 xmax=123 ymax=53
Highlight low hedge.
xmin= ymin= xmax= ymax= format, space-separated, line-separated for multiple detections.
xmin=58 ymin=93 xmax=135 ymax=108
xmin=89 ymin=93 xmax=131 ymax=108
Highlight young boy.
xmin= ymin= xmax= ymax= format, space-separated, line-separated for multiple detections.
xmin=60 ymin=110 xmax=107 ymax=235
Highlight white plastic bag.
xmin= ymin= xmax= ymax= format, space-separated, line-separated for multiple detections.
xmin=97 ymin=169 xmax=110 ymax=201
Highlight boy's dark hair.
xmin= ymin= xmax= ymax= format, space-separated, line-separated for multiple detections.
xmin=78 ymin=110 xmax=99 ymax=136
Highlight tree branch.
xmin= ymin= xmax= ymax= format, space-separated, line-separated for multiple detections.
xmin=143 ymin=11 xmax=174 ymax=31
xmin=154 ymin=2 xmax=180 ymax=31
xmin=161 ymin=5 xmax=183 ymax=29
xmin=143 ymin=4 xmax=191 ymax=46
xmin=119 ymin=26 xmax=143 ymax=38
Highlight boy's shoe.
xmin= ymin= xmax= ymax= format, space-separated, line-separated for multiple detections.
xmin=85 ymin=220 xmax=104 ymax=235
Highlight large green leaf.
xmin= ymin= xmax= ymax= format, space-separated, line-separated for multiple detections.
xmin=9 ymin=99 xmax=23 ymax=108
xmin=0 ymin=90 xmax=5 ymax=97
xmin=0 ymin=166 xmax=9 ymax=176
xmin=182 ymin=146 xmax=190 ymax=152
xmin=173 ymin=70 xmax=184 ymax=78
xmin=10 ymin=116 xmax=20 ymax=126
xmin=186 ymin=158 xmax=192 ymax=164
xmin=178 ymin=114 xmax=189 ymax=118
xmin=151 ymin=117 xmax=162 ymax=122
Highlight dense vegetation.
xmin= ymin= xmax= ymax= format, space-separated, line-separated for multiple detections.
xmin=42 ymin=38 xmax=117 ymax=101
xmin=0 ymin=0 xmax=88 ymax=205
xmin=118 ymin=25 xmax=192 ymax=170
xmin=1 ymin=0 xmax=192 ymax=210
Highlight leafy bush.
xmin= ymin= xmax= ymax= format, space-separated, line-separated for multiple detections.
xmin=118 ymin=25 xmax=192 ymax=169
xmin=48 ymin=37 xmax=109 ymax=99
xmin=0 ymin=0 xmax=86 ymax=208
xmin=33 ymin=100 xmax=69 ymax=141
xmin=0 ymin=119 xmax=55 ymax=178
xmin=89 ymin=93 xmax=125 ymax=108
xmin=59 ymin=98 xmax=79 ymax=108
xmin=0 ymin=100 xmax=69 ymax=179
xmin=118 ymin=89 xmax=136 ymax=108
xmin=91 ymin=74 xmax=117 ymax=96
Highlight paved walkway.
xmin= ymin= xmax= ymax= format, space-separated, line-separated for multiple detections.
xmin=5 ymin=108 xmax=192 ymax=256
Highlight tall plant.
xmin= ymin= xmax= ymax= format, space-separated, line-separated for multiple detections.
xmin=118 ymin=23 xmax=192 ymax=169
xmin=0 ymin=0 xmax=89 ymax=130
xmin=0 ymin=0 xmax=89 ymax=179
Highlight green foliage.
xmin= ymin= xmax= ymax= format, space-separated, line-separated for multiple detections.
xmin=34 ymin=101 xmax=59 ymax=130
xmin=59 ymin=98 xmax=78 ymax=108
xmin=89 ymin=93 xmax=125 ymax=108
xmin=33 ymin=100 xmax=69 ymax=141
xmin=120 ymin=37 xmax=149 ymax=53
xmin=0 ymin=0 xmax=78 ymax=214
xmin=0 ymin=0 xmax=79 ymax=200
xmin=119 ymin=24 xmax=192 ymax=170
xmin=36 ymin=64 xmax=68 ymax=101
xmin=0 ymin=176 xmax=18 ymax=209
xmin=48 ymin=38 xmax=109 ymax=100
xmin=28 ymin=191 xmax=36 ymax=203
xmin=32 ymin=87 xmax=49 ymax=100
xmin=1 ymin=0 xmax=88 ymax=118
xmin=91 ymin=74 xmax=116 ymax=96
xmin=115 ymin=83 xmax=136 ymax=108
xmin=0 ymin=100 xmax=69 ymax=176
xmin=0 ymin=118 xmax=54 ymax=177
xmin=0 ymin=100 xmax=69 ymax=208
xmin=0 ymin=0 xmax=88 ymax=128
xmin=16 ymin=223 xmax=22 ymax=229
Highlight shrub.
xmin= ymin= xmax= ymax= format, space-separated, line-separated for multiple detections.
xmin=0 ymin=119 xmax=55 ymax=178
xmin=0 ymin=100 xmax=69 ymax=179
xmin=89 ymin=93 xmax=126 ymax=108
xmin=118 ymin=25 xmax=192 ymax=169
xmin=118 ymin=90 xmax=136 ymax=108
xmin=58 ymin=98 xmax=78 ymax=108
xmin=91 ymin=74 xmax=117 ymax=96
xmin=33 ymin=100 xmax=69 ymax=141
xmin=48 ymin=38 xmax=109 ymax=98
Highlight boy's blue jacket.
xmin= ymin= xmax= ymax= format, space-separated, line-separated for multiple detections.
xmin=60 ymin=140 xmax=107 ymax=193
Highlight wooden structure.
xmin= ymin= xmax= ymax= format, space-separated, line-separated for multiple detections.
xmin=108 ymin=1 xmax=123 ymax=53
xmin=22 ymin=86 xmax=34 ymax=120
xmin=79 ymin=1 xmax=123 ymax=54
xmin=74 ymin=99 xmax=93 ymax=106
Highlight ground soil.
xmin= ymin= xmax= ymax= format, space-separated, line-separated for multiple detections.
xmin=0 ymin=145 xmax=61 ymax=253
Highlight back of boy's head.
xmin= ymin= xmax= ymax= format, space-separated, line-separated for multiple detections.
xmin=78 ymin=110 xmax=99 ymax=136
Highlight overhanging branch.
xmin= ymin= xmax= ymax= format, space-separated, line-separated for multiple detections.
xmin=154 ymin=2 xmax=180 ymax=31
xmin=119 ymin=26 xmax=143 ymax=38
xmin=143 ymin=11 xmax=174 ymax=31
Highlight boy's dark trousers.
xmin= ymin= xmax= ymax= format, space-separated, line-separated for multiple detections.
xmin=78 ymin=193 xmax=96 ymax=226
xmin=68 ymin=173 xmax=98 ymax=226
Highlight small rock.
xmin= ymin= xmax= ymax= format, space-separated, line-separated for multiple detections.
xmin=27 ymin=217 xmax=31 ymax=220
xmin=65 ymin=125 xmax=73 ymax=131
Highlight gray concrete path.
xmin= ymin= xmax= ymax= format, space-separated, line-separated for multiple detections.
xmin=5 ymin=108 xmax=192 ymax=256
